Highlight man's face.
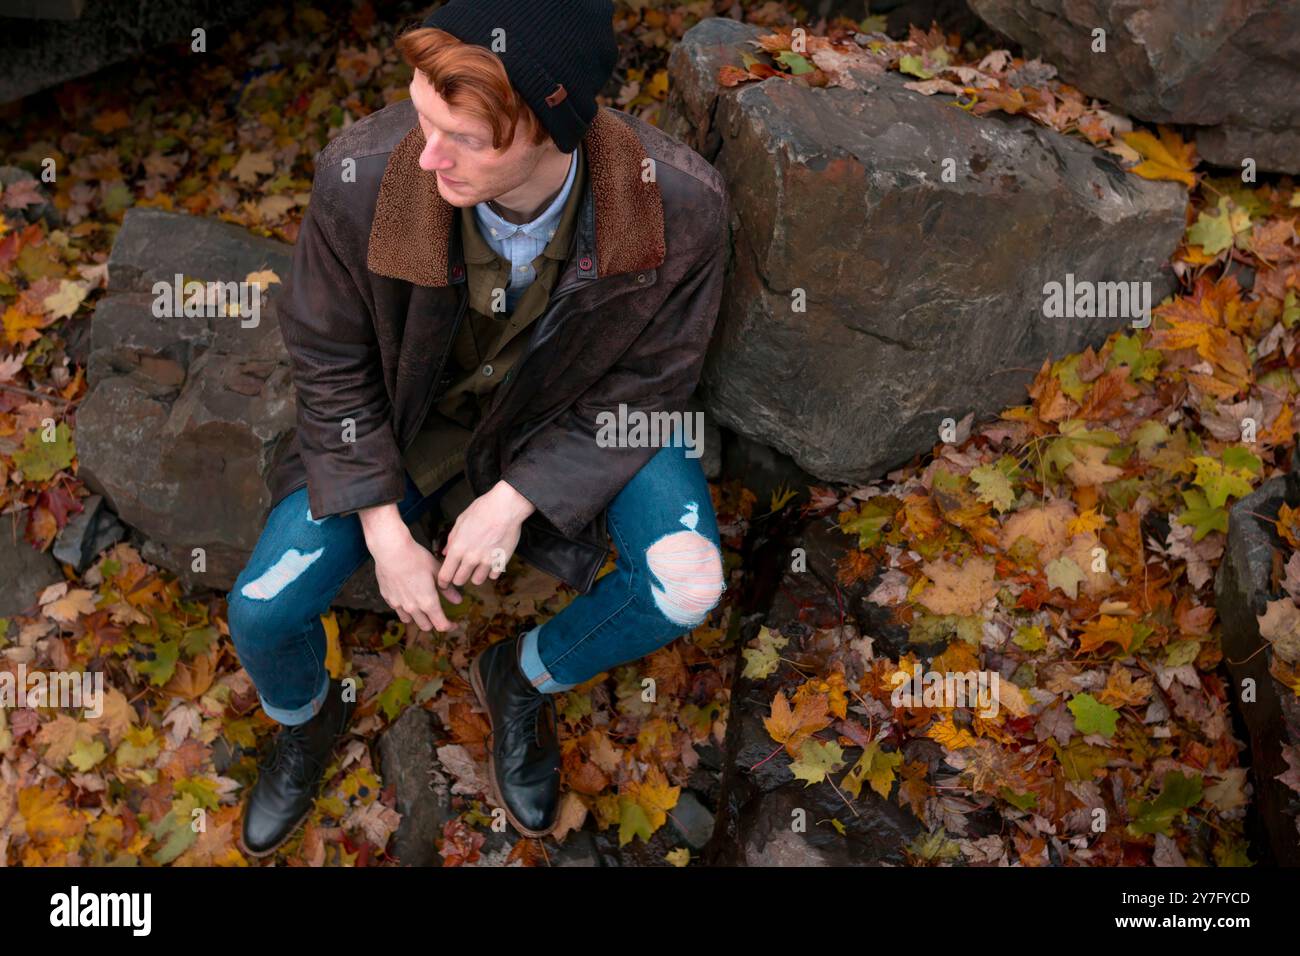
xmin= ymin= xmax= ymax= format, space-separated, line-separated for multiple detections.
xmin=409 ymin=68 xmax=548 ymax=207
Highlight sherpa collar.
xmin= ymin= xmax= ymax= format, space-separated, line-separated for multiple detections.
xmin=367 ymin=106 xmax=666 ymax=287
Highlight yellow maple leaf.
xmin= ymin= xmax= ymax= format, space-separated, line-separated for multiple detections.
xmin=623 ymin=765 xmax=680 ymax=834
xmin=19 ymin=783 xmax=84 ymax=842
xmin=1121 ymin=126 xmax=1197 ymax=187
xmin=34 ymin=715 xmax=99 ymax=768
xmin=794 ymin=668 xmax=849 ymax=720
xmin=1068 ymin=507 xmax=1107 ymax=536
xmin=1077 ymin=615 xmax=1137 ymax=655
xmin=763 ymin=689 xmax=833 ymax=756
xmin=3 ymin=305 xmax=47 ymax=347
xmin=925 ymin=715 xmax=978 ymax=749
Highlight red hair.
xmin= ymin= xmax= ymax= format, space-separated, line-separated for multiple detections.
xmin=395 ymin=26 xmax=551 ymax=151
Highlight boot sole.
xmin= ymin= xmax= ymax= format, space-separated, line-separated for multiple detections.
xmin=470 ymin=647 xmax=559 ymax=840
xmin=239 ymin=803 xmax=313 ymax=860
xmin=239 ymin=697 xmax=357 ymax=860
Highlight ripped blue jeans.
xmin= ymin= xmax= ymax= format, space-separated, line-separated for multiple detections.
xmin=226 ymin=433 xmax=726 ymax=724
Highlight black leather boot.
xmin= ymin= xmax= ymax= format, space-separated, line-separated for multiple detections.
xmin=469 ymin=632 xmax=561 ymax=837
xmin=240 ymin=676 xmax=355 ymax=858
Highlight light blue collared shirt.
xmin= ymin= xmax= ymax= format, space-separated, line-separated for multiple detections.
xmin=473 ymin=148 xmax=579 ymax=311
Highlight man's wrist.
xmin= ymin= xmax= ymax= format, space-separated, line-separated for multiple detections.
xmin=492 ymin=479 xmax=536 ymax=522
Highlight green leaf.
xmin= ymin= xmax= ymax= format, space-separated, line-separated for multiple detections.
xmin=136 ymin=639 xmax=179 ymax=687
xmin=180 ymin=624 xmax=218 ymax=658
xmin=378 ymin=677 xmax=413 ymax=721
xmin=402 ymin=644 xmax=438 ymax=675
xmin=970 ymin=462 xmax=1016 ymax=512
xmin=898 ymin=54 xmax=933 ymax=79
xmin=68 ymin=739 xmax=107 ymax=772
xmin=618 ymin=796 xmax=653 ymax=846
xmin=999 ymin=787 xmax=1038 ymax=811
xmin=1109 ymin=333 xmax=1163 ymax=382
xmin=1068 ymin=693 xmax=1119 ymax=738
xmin=1054 ymin=353 xmax=1090 ymax=403
xmin=837 ymin=496 xmax=897 ymax=549
xmin=1052 ymin=737 xmax=1111 ymax=782
xmin=1045 ymin=556 xmax=1086 ymax=599
xmin=1013 ymin=624 xmax=1046 ymax=652
xmin=842 ymin=741 xmax=902 ymax=799
xmin=1164 ymin=639 xmax=1200 ymax=667
xmin=101 ymin=181 xmax=133 ymax=217
xmin=1128 ymin=771 xmax=1203 ymax=836
xmin=790 ymin=738 xmax=846 ymax=786
xmin=741 ymin=625 xmax=788 ymax=680
xmin=775 ymin=51 xmax=814 ymax=75
xmin=13 ymin=421 xmax=75 ymax=482
xmin=1221 ymin=445 xmax=1261 ymax=474
xmin=1176 ymin=488 xmax=1228 ymax=541
xmin=148 ymin=795 xmax=201 ymax=865
xmin=1186 ymin=197 xmax=1250 ymax=255
xmin=1189 ymin=455 xmax=1252 ymax=508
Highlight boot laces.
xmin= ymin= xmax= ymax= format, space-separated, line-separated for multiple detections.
xmin=259 ymin=722 xmax=323 ymax=788
xmin=501 ymin=689 xmax=557 ymax=751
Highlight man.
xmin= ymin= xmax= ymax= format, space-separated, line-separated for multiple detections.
xmin=227 ymin=0 xmax=730 ymax=858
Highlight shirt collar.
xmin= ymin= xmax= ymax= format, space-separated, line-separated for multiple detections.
xmin=473 ymin=145 xmax=579 ymax=246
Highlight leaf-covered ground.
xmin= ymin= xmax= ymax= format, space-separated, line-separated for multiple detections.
xmin=1 ymin=2 xmax=1298 ymax=866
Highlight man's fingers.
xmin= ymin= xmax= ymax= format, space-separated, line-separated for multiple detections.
xmin=420 ymin=594 xmax=451 ymax=632
xmin=470 ymin=562 xmax=491 ymax=587
xmin=410 ymin=605 xmax=434 ymax=633
xmin=452 ymin=558 xmax=477 ymax=588
xmin=439 ymin=582 xmax=463 ymax=604
xmin=437 ymin=552 xmax=460 ymax=591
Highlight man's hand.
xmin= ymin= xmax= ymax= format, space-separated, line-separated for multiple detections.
xmin=438 ymin=480 xmax=536 ymax=589
xmin=360 ymin=503 xmax=462 ymax=632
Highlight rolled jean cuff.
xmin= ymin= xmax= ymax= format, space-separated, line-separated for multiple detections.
xmin=518 ymin=624 xmax=578 ymax=694
xmin=260 ymin=668 xmax=330 ymax=726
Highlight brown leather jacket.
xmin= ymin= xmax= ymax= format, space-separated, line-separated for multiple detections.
xmin=263 ymin=97 xmax=730 ymax=594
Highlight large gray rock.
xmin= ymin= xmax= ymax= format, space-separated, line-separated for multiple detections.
xmin=76 ymin=207 xmax=401 ymax=610
xmin=665 ymin=18 xmax=1186 ymax=485
xmin=377 ymin=706 xmax=454 ymax=867
xmin=1214 ymin=460 xmax=1300 ymax=866
xmin=0 ymin=536 xmax=64 ymax=618
xmin=0 ymin=0 xmax=264 ymax=104
xmin=967 ymin=0 xmax=1300 ymax=174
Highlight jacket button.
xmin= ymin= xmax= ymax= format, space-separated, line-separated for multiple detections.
xmin=636 ymin=273 xmax=646 ymax=283
xmin=482 ymin=364 xmax=494 ymax=377
xmin=451 ymin=264 xmax=464 ymax=279
xmin=579 ymin=255 xmax=592 ymax=270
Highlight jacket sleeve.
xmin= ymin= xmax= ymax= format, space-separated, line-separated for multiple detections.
xmin=277 ymin=184 xmax=406 ymax=520
xmin=500 ymin=194 xmax=729 ymax=538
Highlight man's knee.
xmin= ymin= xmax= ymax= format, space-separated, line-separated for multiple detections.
xmin=645 ymin=529 xmax=724 ymax=628
xmin=228 ymin=545 xmax=325 ymax=639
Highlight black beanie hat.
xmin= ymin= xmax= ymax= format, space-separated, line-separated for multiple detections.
xmin=420 ymin=0 xmax=618 ymax=154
